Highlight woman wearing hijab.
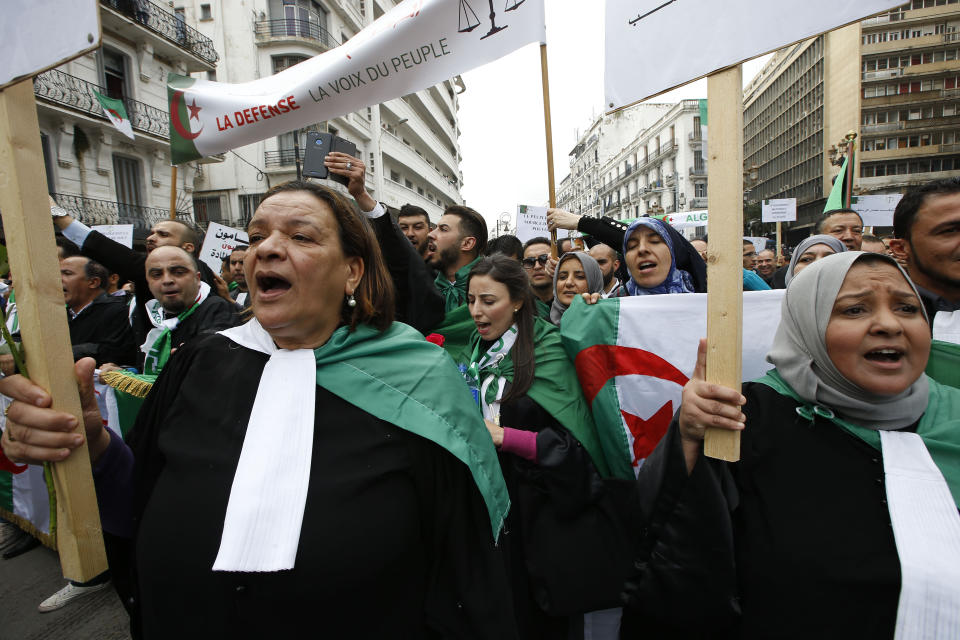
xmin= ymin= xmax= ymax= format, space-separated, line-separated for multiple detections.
xmin=784 ymin=234 xmax=846 ymax=285
xmin=615 ymin=218 xmax=707 ymax=296
xmin=460 ymin=254 xmax=636 ymax=639
xmin=620 ymin=252 xmax=960 ymax=638
xmin=1 ymin=182 xmax=516 ymax=639
xmin=550 ymin=251 xmax=605 ymax=325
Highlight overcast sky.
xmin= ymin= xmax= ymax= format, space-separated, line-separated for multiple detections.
xmin=456 ymin=0 xmax=771 ymax=230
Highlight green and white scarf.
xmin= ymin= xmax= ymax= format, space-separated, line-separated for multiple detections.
xmin=466 ymin=325 xmax=519 ymax=421
xmin=140 ymin=281 xmax=209 ymax=375
xmin=434 ymin=257 xmax=479 ymax=312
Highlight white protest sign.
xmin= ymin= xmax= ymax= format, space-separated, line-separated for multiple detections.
xmin=1 ymin=0 xmax=101 ymax=89
xmin=851 ymin=193 xmax=902 ymax=228
xmin=515 ymin=205 xmax=570 ymax=244
xmin=605 ymin=0 xmax=901 ymax=109
xmin=761 ymin=198 xmax=796 ymax=223
xmin=199 ymin=222 xmax=248 ymax=274
xmin=654 ymin=210 xmax=708 ymax=229
xmin=169 ymin=0 xmax=545 ymax=163
xmin=91 ymin=224 xmax=133 ymax=249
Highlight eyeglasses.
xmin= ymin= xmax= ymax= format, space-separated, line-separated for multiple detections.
xmin=521 ymin=254 xmax=550 ymax=269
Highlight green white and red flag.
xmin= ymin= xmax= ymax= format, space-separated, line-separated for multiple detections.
xmin=168 ymin=0 xmax=546 ymax=163
xmin=560 ymin=291 xmax=784 ymax=477
xmin=93 ymin=90 xmax=135 ymax=140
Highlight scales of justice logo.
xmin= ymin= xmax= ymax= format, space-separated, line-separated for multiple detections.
xmin=458 ymin=0 xmax=526 ymax=40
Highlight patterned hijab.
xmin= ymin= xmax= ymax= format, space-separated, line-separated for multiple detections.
xmin=622 ymin=218 xmax=695 ymax=295
xmin=549 ymin=251 xmax=604 ymax=325
xmin=768 ymin=251 xmax=930 ymax=430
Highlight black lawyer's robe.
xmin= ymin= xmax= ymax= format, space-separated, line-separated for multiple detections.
xmin=122 ymin=334 xmax=517 ymax=640
xmin=69 ymin=293 xmax=138 ymax=367
xmin=620 ymin=382 xmax=904 ymax=640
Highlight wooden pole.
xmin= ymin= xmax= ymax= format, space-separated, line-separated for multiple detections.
xmin=169 ymin=163 xmax=178 ymax=220
xmin=0 ymin=79 xmax=107 ymax=581
xmin=703 ymin=66 xmax=744 ymax=462
xmin=776 ymin=221 xmax=782 ymax=264
xmin=540 ymin=43 xmax=559 ymax=259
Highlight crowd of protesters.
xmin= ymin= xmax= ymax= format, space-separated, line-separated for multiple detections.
xmin=0 ymin=152 xmax=958 ymax=639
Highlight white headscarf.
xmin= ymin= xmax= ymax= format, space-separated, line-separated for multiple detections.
xmin=767 ymin=251 xmax=929 ymax=430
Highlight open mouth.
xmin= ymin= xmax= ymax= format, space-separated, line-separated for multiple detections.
xmin=475 ymin=321 xmax=491 ymax=334
xmin=865 ymin=348 xmax=904 ymax=363
xmin=256 ymin=273 xmax=291 ymax=294
xmin=636 ymin=261 xmax=657 ymax=274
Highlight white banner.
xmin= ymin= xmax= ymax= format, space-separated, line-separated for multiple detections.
xmin=169 ymin=0 xmax=545 ymax=163
xmin=199 ymin=222 xmax=248 ymax=274
xmin=92 ymin=224 xmax=134 ymax=248
xmin=605 ymin=0 xmax=901 ymax=110
xmin=654 ymin=209 xmax=708 ymax=229
xmin=762 ymin=198 xmax=796 ymax=223
xmin=851 ymin=193 xmax=902 ymax=227
xmin=515 ymin=205 xmax=570 ymax=244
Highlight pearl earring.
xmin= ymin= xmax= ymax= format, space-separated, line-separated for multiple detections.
xmin=347 ymin=294 xmax=357 ymax=308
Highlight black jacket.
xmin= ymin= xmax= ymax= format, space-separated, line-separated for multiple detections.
xmin=69 ymin=293 xmax=138 ymax=367
xmin=80 ymin=231 xmax=221 ymax=348
xmin=137 ymin=295 xmax=238 ymax=370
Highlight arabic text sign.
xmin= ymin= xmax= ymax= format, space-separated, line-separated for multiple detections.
xmin=515 ymin=205 xmax=570 ymax=245
xmin=169 ymin=0 xmax=545 ymax=162
xmin=91 ymin=224 xmax=133 ymax=249
xmin=605 ymin=0 xmax=901 ymax=109
xmin=1 ymin=0 xmax=100 ymax=89
xmin=199 ymin=223 xmax=248 ymax=274
xmin=851 ymin=194 xmax=902 ymax=227
xmin=761 ymin=198 xmax=796 ymax=223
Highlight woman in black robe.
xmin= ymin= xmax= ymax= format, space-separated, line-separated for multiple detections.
xmin=620 ymin=252 xmax=960 ymax=639
xmin=1 ymin=181 xmax=516 ymax=639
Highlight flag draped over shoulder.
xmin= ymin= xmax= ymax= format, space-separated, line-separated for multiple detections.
xmin=168 ymin=0 xmax=546 ymax=163
xmin=560 ymin=292 xmax=785 ymax=476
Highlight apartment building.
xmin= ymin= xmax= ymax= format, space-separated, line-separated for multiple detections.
xmin=33 ymin=0 xmax=220 ymax=244
xmin=181 ymin=0 xmax=464 ymax=227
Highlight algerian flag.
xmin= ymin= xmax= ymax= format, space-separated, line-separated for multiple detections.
xmin=560 ymin=291 xmax=784 ymax=476
xmin=93 ymin=90 xmax=135 ymax=140
xmin=0 ymin=395 xmax=55 ymax=548
xmin=98 ymin=370 xmax=155 ymax=438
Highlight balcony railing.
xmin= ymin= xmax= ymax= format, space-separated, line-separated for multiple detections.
xmin=689 ymin=165 xmax=707 ymax=177
xmin=52 ymin=192 xmax=193 ymax=235
xmin=100 ymin=0 xmax=218 ymax=64
xmin=255 ymin=19 xmax=339 ymax=49
xmin=34 ymin=69 xmax=169 ymax=139
xmin=264 ymin=149 xmax=300 ymax=167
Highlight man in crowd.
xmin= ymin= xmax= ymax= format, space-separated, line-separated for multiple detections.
xmin=426 ymin=205 xmax=487 ymax=311
xmin=861 ymin=234 xmax=887 ymax=254
xmin=590 ymin=242 xmax=622 ymax=298
xmin=558 ymin=237 xmax=575 ymax=255
xmin=138 ymin=246 xmax=238 ymax=373
xmin=889 ymin=178 xmax=960 ymax=323
xmin=755 ymin=249 xmax=777 ymax=285
xmin=52 ymin=199 xmax=221 ymax=349
xmin=820 ymin=208 xmax=864 ymax=251
xmin=60 ymin=256 xmax=137 ymax=368
xmin=742 ymin=240 xmax=770 ymax=291
xmin=690 ymin=238 xmax=708 ymax=263
xmin=522 ymin=237 xmax=555 ymax=314
xmin=742 ymin=240 xmax=758 ymax=271
xmin=397 ymin=204 xmax=431 ymax=259
xmin=228 ymin=245 xmax=251 ymax=311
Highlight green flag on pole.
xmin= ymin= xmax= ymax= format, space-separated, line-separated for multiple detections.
xmin=824 ymin=154 xmax=849 ymax=212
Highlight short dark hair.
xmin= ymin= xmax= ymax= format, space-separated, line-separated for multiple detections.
xmin=819 ymin=208 xmax=863 ymax=233
xmin=170 ymin=219 xmax=200 ymax=253
xmin=485 ymin=234 xmax=523 ymax=261
xmin=893 ymin=177 xmax=960 ymax=240
xmin=397 ymin=204 xmax=429 ymax=225
xmin=83 ymin=258 xmax=110 ymax=291
xmin=522 ymin=236 xmax=552 ymax=254
xmin=443 ymin=205 xmax=487 ymax=257
xmin=56 ymin=235 xmax=82 ymax=258
xmin=259 ymin=181 xmax=394 ymax=331
xmin=231 ymin=245 xmax=248 ymax=256
xmin=468 ymin=255 xmax=535 ymax=403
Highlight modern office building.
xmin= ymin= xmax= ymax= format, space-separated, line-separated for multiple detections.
xmin=181 ymin=0 xmax=465 ymax=227
xmin=32 ymin=0 xmax=220 ymax=244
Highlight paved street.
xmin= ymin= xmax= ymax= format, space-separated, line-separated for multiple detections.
xmin=0 ymin=543 xmax=130 ymax=640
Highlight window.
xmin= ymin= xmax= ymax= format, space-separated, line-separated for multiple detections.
xmin=390 ymin=170 xmax=400 ymax=182
xmin=272 ymin=55 xmax=309 ymax=74
xmin=694 ymin=182 xmax=707 ymax=198
xmin=405 ymin=179 xmax=413 ymax=189
xmin=200 ymin=3 xmax=212 ymax=20
xmin=368 ymin=152 xmax=375 ymax=174
xmin=113 ymin=155 xmax=142 ymax=216
xmin=40 ymin=133 xmax=55 ymax=194
xmin=193 ymin=195 xmax=223 ymax=224
xmin=101 ymin=48 xmax=128 ymax=100
xmin=238 ymin=193 xmax=265 ymax=225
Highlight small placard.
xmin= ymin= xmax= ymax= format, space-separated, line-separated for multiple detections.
xmin=515 ymin=205 xmax=570 ymax=245
xmin=851 ymin=194 xmax=902 ymax=228
xmin=761 ymin=198 xmax=796 ymax=223
xmin=199 ymin=222 xmax=249 ymax=274
xmin=91 ymin=224 xmax=133 ymax=249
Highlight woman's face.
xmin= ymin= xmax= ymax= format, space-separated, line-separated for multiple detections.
xmin=245 ymin=191 xmax=363 ymax=350
xmin=824 ymin=261 xmax=930 ymax=396
xmin=468 ymin=274 xmax=519 ymax=341
xmin=556 ymin=257 xmax=589 ymax=306
xmin=625 ymin=227 xmax=672 ymax=288
xmin=792 ymin=243 xmax=836 ymax=277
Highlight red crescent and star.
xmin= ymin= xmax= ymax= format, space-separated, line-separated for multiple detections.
xmin=576 ymin=345 xmax=690 ymax=465
xmin=171 ymin=90 xmax=203 ymax=140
